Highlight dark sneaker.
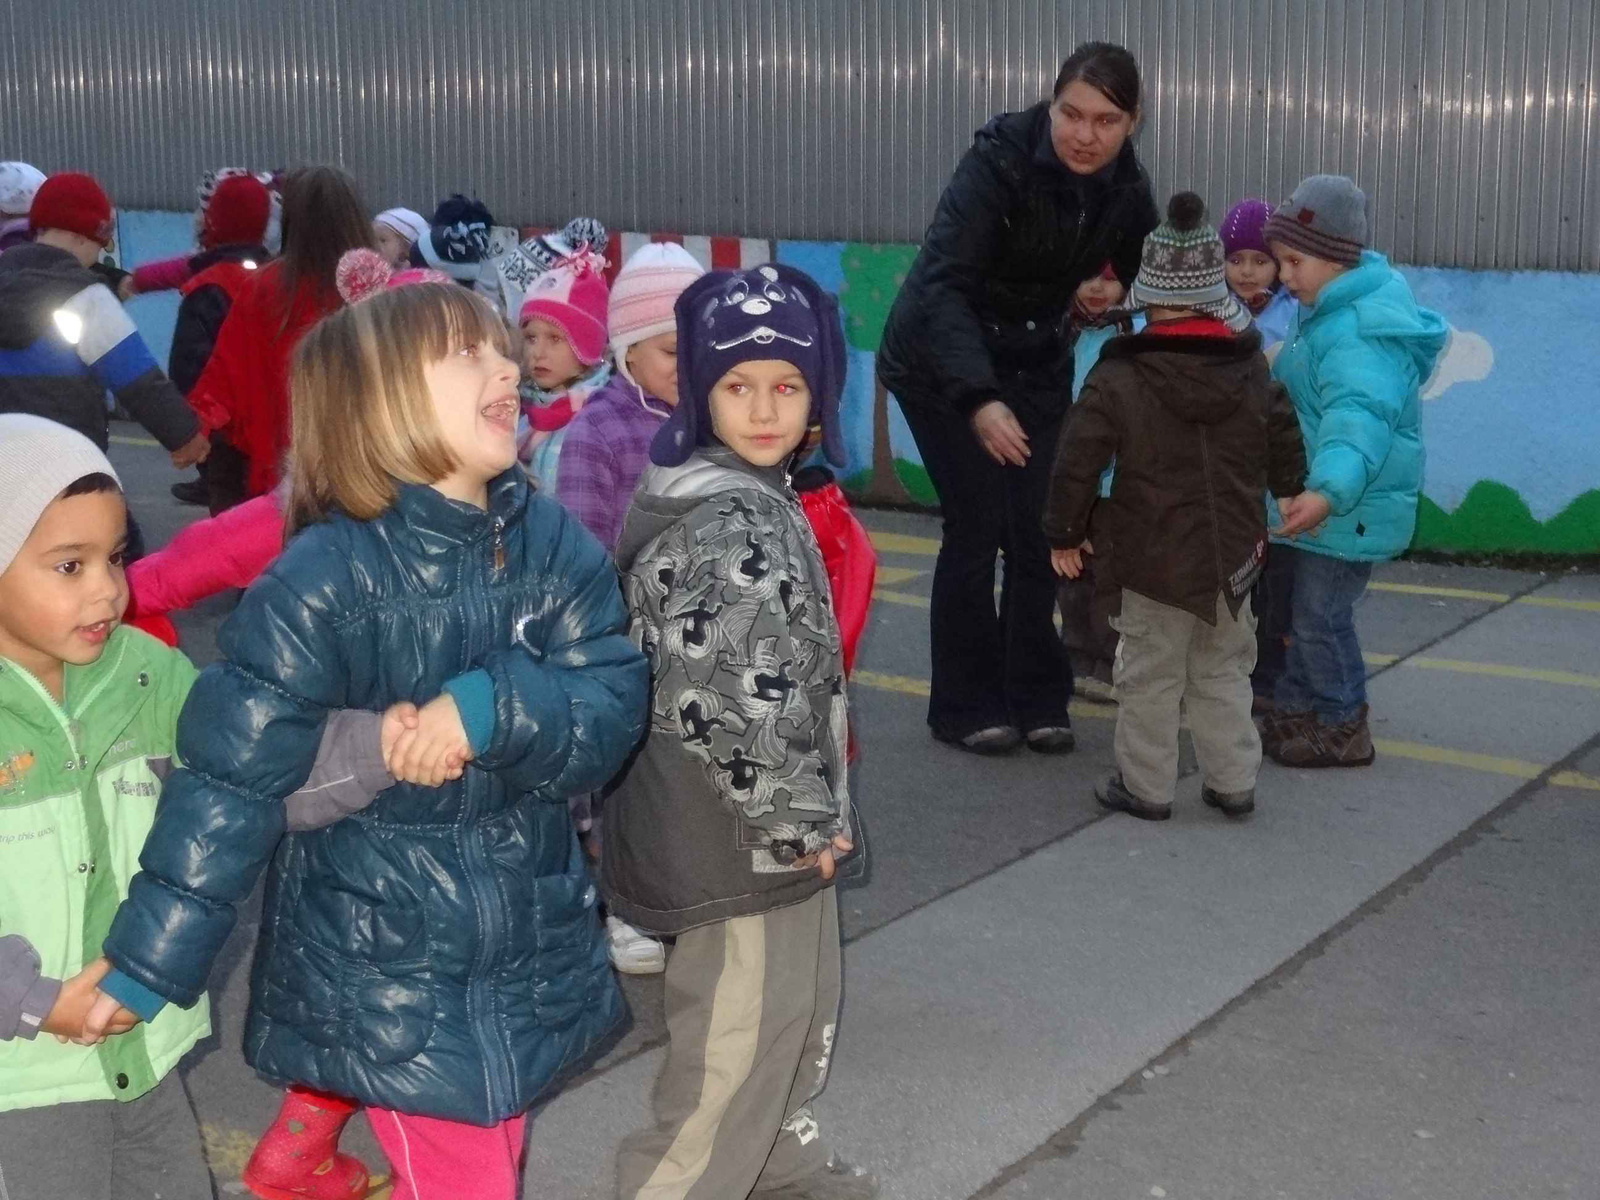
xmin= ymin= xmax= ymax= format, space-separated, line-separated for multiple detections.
xmin=934 ymin=725 xmax=1022 ymax=755
xmin=1267 ymin=705 xmax=1375 ymax=769
xmin=170 ymin=478 xmax=209 ymax=506
xmin=1202 ymin=785 xmax=1256 ymax=818
xmin=1095 ymin=775 xmax=1172 ymax=821
xmin=753 ymin=1157 xmax=880 ymax=1199
xmin=1025 ymin=725 xmax=1076 ymax=755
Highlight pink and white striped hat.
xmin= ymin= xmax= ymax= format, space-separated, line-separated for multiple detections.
xmin=518 ymin=249 xmax=610 ymax=366
xmin=607 ymin=243 xmax=706 ymax=361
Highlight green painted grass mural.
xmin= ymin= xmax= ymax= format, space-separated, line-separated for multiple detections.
xmin=1413 ymin=483 xmax=1600 ymax=556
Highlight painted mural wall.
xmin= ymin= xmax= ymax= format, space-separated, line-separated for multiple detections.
xmin=114 ymin=211 xmax=1597 ymax=556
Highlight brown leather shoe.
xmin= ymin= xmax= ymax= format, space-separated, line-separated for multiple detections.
xmin=1260 ymin=709 xmax=1314 ymax=754
xmin=1267 ymin=705 xmax=1375 ymax=768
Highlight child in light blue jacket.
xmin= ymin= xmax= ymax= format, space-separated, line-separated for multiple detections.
xmin=1259 ymin=175 xmax=1447 ymax=769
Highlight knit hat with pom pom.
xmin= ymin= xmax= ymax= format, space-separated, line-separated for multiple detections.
xmin=1129 ymin=192 xmax=1249 ymax=332
xmin=518 ymin=250 xmax=610 ymax=365
xmin=335 ymin=248 xmax=452 ymax=305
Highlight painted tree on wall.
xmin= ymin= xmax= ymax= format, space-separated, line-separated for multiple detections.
xmin=839 ymin=244 xmax=920 ymax=504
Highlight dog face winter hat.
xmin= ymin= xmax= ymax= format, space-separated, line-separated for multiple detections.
xmin=1262 ymin=175 xmax=1369 ymax=266
xmin=651 ymin=263 xmax=847 ymax=468
xmin=518 ymin=251 xmax=611 ymax=366
xmin=0 ymin=414 xmax=121 ymax=577
xmin=0 ymin=162 xmax=47 ymax=217
xmin=29 ymin=172 xmax=114 ymax=246
xmin=1219 ymin=199 xmax=1273 ymax=258
xmin=1129 ymin=192 xmax=1250 ymax=332
xmin=608 ymin=243 xmax=706 ymax=380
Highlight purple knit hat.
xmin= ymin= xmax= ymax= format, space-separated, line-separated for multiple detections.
xmin=1219 ymin=199 xmax=1273 ymax=258
xmin=651 ymin=264 xmax=847 ymax=468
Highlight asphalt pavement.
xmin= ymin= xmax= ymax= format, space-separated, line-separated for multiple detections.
xmin=108 ymin=432 xmax=1600 ymax=1200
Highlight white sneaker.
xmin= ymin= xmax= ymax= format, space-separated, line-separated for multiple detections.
xmin=606 ymin=916 xmax=666 ymax=975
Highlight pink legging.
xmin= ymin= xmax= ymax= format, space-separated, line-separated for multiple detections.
xmin=366 ymin=1107 xmax=528 ymax=1200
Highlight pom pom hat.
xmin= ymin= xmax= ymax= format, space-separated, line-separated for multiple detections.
xmin=1128 ymin=192 xmax=1250 ymax=332
xmin=518 ymin=250 xmax=610 ymax=366
xmin=335 ymin=248 xmax=451 ymax=304
xmin=651 ymin=263 xmax=847 ymax=468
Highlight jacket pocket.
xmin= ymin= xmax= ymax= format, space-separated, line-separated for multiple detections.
xmin=292 ymin=883 xmax=431 ymax=971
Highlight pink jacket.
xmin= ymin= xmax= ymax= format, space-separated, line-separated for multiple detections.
xmin=126 ymin=491 xmax=284 ymax=617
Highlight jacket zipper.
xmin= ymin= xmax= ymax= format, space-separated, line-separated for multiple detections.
xmin=465 ymin=514 xmax=513 ymax=1116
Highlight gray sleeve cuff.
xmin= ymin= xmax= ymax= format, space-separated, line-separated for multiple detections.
xmin=283 ymin=710 xmax=394 ymax=832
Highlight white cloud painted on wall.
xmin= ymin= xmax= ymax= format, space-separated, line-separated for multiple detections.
xmin=1422 ymin=326 xmax=1494 ymax=401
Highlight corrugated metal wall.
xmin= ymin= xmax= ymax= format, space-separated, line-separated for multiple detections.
xmin=4 ymin=0 xmax=1595 ymax=269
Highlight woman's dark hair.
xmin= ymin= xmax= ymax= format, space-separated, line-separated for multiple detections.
xmin=59 ymin=472 xmax=121 ymax=499
xmin=277 ymin=165 xmax=372 ymax=306
xmin=1053 ymin=41 xmax=1142 ymax=114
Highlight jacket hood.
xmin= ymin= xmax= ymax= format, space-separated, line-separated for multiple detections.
xmin=1308 ymin=251 xmax=1450 ymax=380
xmin=614 ymin=445 xmax=787 ymax=572
xmin=0 ymin=241 xmax=96 ymax=347
xmin=1099 ymin=326 xmax=1266 ymax=426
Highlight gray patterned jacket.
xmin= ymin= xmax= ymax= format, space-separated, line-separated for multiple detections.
xmin=600 ymin=447 xmax=852 ymax=934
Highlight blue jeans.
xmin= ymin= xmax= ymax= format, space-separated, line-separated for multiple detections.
xmin=1273 ymin=547 xmax=1373 ymax=723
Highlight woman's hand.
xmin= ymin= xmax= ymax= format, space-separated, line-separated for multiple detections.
xmin=971 ymin=401 xmax=1031 ymax=467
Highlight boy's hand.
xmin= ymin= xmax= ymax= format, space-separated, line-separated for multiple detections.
xmin=971 ymin=401 xmax=1030 ymax=467
xmin=170 ymin=431 xmax=211 ymax=470
xmin=79 ymin=989 xmax=139 ymax=1046
xmin=380 ymin=702 xmax=421 ymax=763
xmin=1278 ymin=491 xmax=1332 ymax=538
xmin=1051 ymin=540 xmax=1093 ymax=579
xmin=796 ymin=835 xmax=855 ymax=882
xmin=41 ymin=959 xmax=135 ymax=1043
xmin=386 ymin=694 xmax=472 ymax=787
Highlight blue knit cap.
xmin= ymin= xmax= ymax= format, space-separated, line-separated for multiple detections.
xmin=651 ymin=263 xmax=847 ymax=468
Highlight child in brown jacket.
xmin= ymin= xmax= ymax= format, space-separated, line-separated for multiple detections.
xmin=1044 ymin=193 xmax=1308 ymax=821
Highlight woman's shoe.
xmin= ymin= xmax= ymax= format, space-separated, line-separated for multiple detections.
xmin=1024 ymin=725 xmax=1077 ymax=754
xmin=934 ymin=725 xmax=1022 ymax=755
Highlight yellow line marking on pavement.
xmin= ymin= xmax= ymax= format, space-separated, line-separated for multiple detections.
xmin=1519 ymin=596 xmax=1600 ymax=614
xmin=874 ymin=587 xmax=929 ymax=609
xmin=849 ymin=670 xmax=1600 ymax=792
xmin=1364 ymin=652 xmax=1600 ymax=689
xmin=867 ymin=529 xmax=1599 ymax=615
xmin=1367 ymin=581 xmax=1510 ymax=603
xmin=868 ymin=530 xmax=943 ymax=556
xmin=110 ymin=433 xmax=161 ymax=447
xmin=876 ymin=566 xmax=927 ymax=586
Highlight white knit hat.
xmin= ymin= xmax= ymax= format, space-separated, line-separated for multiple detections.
xmin=0 ymin=415 xmax=121 ymax=577
xmin=374 ymin=206 xmax=428 ymax=245
xmin=0 ymin=162 xmax=47 ymax=218
xmin=608 ymin=243 xmax=706 ymax=384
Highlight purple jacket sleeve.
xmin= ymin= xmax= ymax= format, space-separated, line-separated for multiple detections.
xmin=555 ymin=417 xmax=626 ymax=554
xmin=0 ymin=935 xmax=61 ymax=1041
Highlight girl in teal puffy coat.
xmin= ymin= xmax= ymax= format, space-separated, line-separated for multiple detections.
xmin=1261 ymin=176 xmax=1447 ymax=769
xmin=101 ymin=282 xmax=649 ymax=1200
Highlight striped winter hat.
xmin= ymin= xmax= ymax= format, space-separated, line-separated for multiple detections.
xmin=1129 ymin=192 xmax=1249 ymax=332
xmin=1262 ymin=174 xmax=1369 ymax=267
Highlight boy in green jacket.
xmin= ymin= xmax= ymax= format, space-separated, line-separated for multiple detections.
xmin=0 ymin=414 xmax=406 ymax=1199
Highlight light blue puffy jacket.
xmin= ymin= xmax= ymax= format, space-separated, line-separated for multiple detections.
xmin=1271 ymin=252 xmax=1447 ymax=562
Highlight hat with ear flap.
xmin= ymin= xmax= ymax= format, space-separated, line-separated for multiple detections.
xmin=651 ymin=263 xmax=848 ymax=469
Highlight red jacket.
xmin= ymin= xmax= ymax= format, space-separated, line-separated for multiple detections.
xmin=125 ymin=491 xmax=285 ymax=628
xmin=795 ymin=473 xmax=876 ymax=677
xmin=188 ymin=261 xmax=340 ymax=496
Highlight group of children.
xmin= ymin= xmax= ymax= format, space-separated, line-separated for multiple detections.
xmin=1 ymin=161 xmax=878 ymax=1200
xmin=1048 ymin=173 xmax=1446 ymax=821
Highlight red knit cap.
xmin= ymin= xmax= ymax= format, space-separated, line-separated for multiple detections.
xmin=201 ymin=173 xmax=272 ymax=250
xmin=29 ymin=172 xmax=114 ymax=246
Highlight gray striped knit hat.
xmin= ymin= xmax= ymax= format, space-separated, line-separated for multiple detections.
xmin=1262 ymin=174 xmax=1369 ymax=266
xmin=1129 ymin=192 xmax=1249 ymax=332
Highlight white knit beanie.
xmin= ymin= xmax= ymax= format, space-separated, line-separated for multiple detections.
xmin=608 ymin=243 xmax=706 ymax=384
xmin=374 ymin=206 xmax=429 ymax=245
xmin=0 ymin=415 xmax=121 ymax=577
xmin=0 ymin=162 xmax=47 ymax=218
